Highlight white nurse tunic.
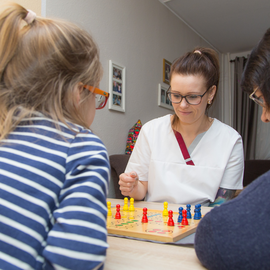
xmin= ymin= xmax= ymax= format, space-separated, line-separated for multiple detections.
xmin=125 ymin=115 xmax=244 ymax=205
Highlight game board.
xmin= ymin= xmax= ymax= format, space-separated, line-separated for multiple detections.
xmin=107 ymin=204 xmax=202 ymax=243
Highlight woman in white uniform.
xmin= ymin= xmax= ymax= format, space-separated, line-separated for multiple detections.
xmin=119 ymin=47 xmax=244 ymax=206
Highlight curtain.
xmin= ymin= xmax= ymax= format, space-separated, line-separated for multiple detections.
xmin=232 ymin=57 xmax=258 ymax=160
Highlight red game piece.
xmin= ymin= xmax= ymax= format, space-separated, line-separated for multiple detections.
xmin=141 ymin=207 xmax=148 ymax=223
xmin=115 ymin=204 xmax=121 ymax=219
xmin=181 ymin=209 xmax=189 ymax=225
xmin=167 ymin=210 xmax=174 ymax=226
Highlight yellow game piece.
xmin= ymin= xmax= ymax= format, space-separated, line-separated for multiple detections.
xmin=107 ymin=201 xmax=112 ymax=216
xmin=123 ymin=197 xmax=129 ymax=211
xmin=129 ymin=197 xmax=135 ymax=211
xmin=163 ymin=201 xmax=168 ymax=216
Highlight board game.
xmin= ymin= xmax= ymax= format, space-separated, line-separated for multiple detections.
xmin=107 ymin=201 xmax=202 ymax=243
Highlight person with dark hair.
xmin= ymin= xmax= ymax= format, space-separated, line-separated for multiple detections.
xmin=119 ymin=47 xmax=244 ymax=205
xmin=0 ymin=3 xmax=110 ymax=270
xmin=194 ymin=28 xmax=270 ymax=270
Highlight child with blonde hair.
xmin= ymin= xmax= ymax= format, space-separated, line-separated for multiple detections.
xmin=0 ymin=3 xmax=110 ymax=269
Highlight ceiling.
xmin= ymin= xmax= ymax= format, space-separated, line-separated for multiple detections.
xmin=159 ymin=0 xmax=270 ymax=54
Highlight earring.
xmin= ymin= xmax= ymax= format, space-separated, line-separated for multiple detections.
xmin=208 ymin=100 xmax=212 ymax=104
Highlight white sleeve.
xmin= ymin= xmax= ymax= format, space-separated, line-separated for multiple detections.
xmin=219 ymin=135 xmax=244 ymax=190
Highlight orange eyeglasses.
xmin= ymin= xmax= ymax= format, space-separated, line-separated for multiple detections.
xmin=83 ymin=85 xmax=110 ymax=110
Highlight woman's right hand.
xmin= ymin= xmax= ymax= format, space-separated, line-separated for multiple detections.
xmin=118 ymin=171 xmax=139 ymax=197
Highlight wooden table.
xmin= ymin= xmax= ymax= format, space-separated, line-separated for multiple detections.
xmin=104 ymin=199 xmax=210 ymax=270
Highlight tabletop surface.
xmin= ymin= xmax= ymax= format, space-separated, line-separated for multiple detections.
xmin=104 ymin=198 xmax=210 ymax=270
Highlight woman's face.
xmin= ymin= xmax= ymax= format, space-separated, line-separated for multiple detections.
xmin=170 ymin=73 xmax=215 ymax=126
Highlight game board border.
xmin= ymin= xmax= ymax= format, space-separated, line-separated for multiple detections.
xmin=107 ymin=207 xmax=201 ymax=243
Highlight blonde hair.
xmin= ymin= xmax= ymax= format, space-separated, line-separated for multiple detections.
xmin=0 ymin=3 xmax=102 ymax=140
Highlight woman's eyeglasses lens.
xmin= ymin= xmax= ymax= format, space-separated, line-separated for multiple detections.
xmin=168 ymin=92 xmax=202 ymax=105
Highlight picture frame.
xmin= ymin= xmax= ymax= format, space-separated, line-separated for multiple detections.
xmin=163 ymin=59 xmax=171 ymax=85
xmin=158 ymin=83 xmax=173 ymax=110
xmin=109 ymin=60 xmax=126 ymax=112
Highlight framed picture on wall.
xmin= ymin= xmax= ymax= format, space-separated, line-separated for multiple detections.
xmin=109 ymin=60 xmax=126 ymax=112
xmin=158 ymin=83 xmax=173 ymax=110
xmin=163 ymin=59 xmax=171 ymax=85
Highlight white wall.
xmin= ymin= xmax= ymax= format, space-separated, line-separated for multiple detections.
xmin=45 ymin=0 xmax=221 ymax=156
xmin=0 ymin=0 xmax=41 ymax=14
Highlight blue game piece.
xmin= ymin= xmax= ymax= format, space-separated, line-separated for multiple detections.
xmin=194 ymin=208 xmax=200 ymax=220
xmin=197 ymin=204 xmax=202 ymax=219
xmin=186 ymin=204 xmax=191 ymax=219
xmin=178 ymin=207 xmax=183 ymax=222
xmin=194 ymin=204 xmax=201 ymax=220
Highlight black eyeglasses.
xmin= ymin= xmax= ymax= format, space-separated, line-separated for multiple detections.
xmin=167 ymin=86 xmax=211 ymax=105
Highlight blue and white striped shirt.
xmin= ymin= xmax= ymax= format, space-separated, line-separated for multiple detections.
xmin=0 ymin=115 xmax=110 ymax=270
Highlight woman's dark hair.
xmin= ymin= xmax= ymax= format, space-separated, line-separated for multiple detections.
xmin=241 ymin=28 xmax=270 ymax=107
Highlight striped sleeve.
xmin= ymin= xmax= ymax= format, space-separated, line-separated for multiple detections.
xmin=42 ymin=131 xmax=110 ymax=270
